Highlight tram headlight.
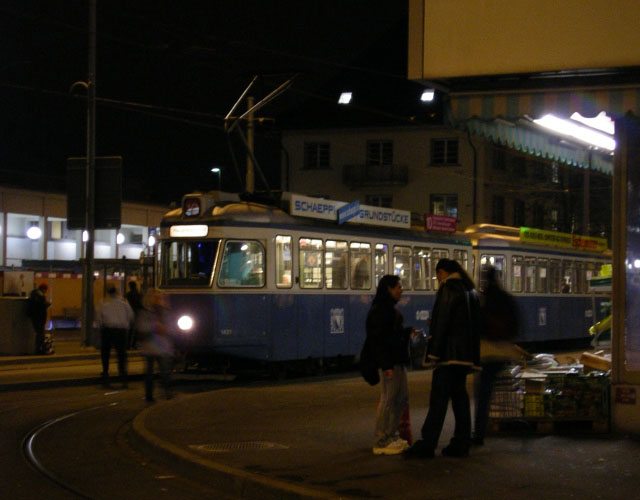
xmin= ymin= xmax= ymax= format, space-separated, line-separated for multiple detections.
xmin=177 ymin=315 xmax=194 ymax=332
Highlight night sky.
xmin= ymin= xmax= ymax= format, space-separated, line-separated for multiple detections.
xmin=1 ymin=1 xmax=414 ymax=205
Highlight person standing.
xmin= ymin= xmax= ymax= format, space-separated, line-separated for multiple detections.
xmin=138 ymin=290 xmax=174 ymax=402
xmin=472 ymin=265 xmax=521 ymax=445
xmin=125 ymin=281 xmax=144 ymax=349
xmin=97 ymin=286 xmax=134 ymax=388
xmin=27 ymin=283 xmax=51 ymax=354
xmin=405 ymin=259 xmax=481 ymax=459
xmin=366 ymin=274 xmax=414 ymax=455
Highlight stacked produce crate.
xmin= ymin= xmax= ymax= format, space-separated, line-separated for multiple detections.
xmin=488 ymin=370 xmax=610 ymax=431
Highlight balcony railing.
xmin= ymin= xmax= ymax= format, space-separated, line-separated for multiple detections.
xmin=342 ymin=164 xmax=408 ymax=188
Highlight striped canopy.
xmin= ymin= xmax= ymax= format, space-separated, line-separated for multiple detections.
xmin=466 ymin=118 xmax=613 ymax=174
xmin=450 ymin=87 xmax=640 ymax=122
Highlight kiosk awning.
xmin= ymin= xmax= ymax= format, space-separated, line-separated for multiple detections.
xmin=451 ymin=87 xmax=640 ymax=122
xmin=466 ymin=118 xmax=613 ymax=174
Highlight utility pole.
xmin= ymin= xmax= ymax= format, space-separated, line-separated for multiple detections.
xmin=246 ymin=96 xmax=255 ymax=193
xmin=81 ymin=0 xmax=97 ymax=346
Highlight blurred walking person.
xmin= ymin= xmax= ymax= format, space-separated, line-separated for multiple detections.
xmin=405 ymin=259 xmax=481 ymax=459
xmin=137 ymin=290 xmax=174 ymax=402
xmin=472 ymin=265 xmax=521 ymax=445
xmin=366 ymin=274 xmax=414 ymax=455
xmin=125 ymin=281 xmax=144 ymax=349
xmin=97 ymin=286 xmax=134 ymax=388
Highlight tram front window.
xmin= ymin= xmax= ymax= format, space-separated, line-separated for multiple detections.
xmin=162 ymin=240 xmax=219 ymax=286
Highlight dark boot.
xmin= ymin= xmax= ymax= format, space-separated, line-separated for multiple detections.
xmin=442 ymin=438 xmax=469 ymax=457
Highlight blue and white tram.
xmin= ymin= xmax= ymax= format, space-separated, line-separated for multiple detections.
xmin=157 ymin=192 xmax=472 ymax=371
xmin=466 ymin=224 xmax=612 ymax=345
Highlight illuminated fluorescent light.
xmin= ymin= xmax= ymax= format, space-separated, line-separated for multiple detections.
xmin=533 ymin=114 xmax=616 ymax=151
xmin=421 ymin=89 xmax=435 ymax=102
xmin=338 ymin=92 xmax=352 ymax=104
xmin=570 ymin=111 xmax=615 ymax=135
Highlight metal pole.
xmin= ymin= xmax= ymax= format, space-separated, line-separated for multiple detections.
xmin=81 ymin=0 xmax=97 ymax=346
xmin=246 ymin=96 xmax=255 ymax=193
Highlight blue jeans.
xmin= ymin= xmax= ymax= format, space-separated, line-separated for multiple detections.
xmin=421 ymin=365 xmax=471 ymax=450
xmin=375 ymin=365 xmax=408 ymax=444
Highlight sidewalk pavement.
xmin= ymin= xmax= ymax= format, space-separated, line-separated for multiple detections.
xmin=4 ymin=336 xmax=639 ymax=499
xmin=131 ymin=371 xmax=640 ymax=500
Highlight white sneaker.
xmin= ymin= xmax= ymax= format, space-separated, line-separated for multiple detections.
xmin=373 ymin=438 xmax=409 ymax=455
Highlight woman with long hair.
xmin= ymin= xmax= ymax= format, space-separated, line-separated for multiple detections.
xmin=366 ymin=274 xmax=414 ymax=455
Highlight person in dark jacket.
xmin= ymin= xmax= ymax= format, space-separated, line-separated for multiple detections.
xmin=27 ymin=283 xmax=51 ymax=354
xmin=405 ymin=259 xmax=481 ymax=459
xmin=366 ymin=274 xmax=414 ymax=455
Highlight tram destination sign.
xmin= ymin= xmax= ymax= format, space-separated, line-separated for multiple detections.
xmin=290 ymin=194 xmax=410 ymax=229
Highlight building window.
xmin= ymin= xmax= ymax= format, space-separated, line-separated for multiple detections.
xmin=430 ymin=193 xmax=458 ymax=219
xmin=511 ymin=156 xmax=527 ymax=178
xmin=552 ymin=162 xmax=560 ymax=183
xmin=533 ymin=203 xmax=544 ymax=228
xmin=513 ymin=199 xmax=525 ymax=227
xmin=430 ymin=138 xmax=458 ymax=165
xmin=550 ymin=208 xmax=559 ymax=231
xmin=303 ymin=142 xmax=330 ymax=170
xmin=366 ymin=140 xmax=393 ymax=165
xmin=365 ymin=194 xmax=392 ymax=207
xmin=492 ymin=195 xmax=505 ymax=225
xmin=494 ymin=148 xmax=506 ymax=170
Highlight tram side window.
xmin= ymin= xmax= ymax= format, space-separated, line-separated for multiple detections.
xmin=562 ymin=260 xmax=575 ymax=293
xmin=431 ymin=248 xmax=449 ymax=289
xmin=412 ymin=247 xmax=431 ymax=290
xmin=393 ymin=246 xmax=412 ymax=289
xmin=275 ymin=235 xmax=292 ymax=288
xmin=350 ymin=242 xmax=372 ymax=290
xmin=162 ymin=239 xmax=219 ymax=287
xmin=549 ymin=259 xmax=562 ymax=293
xmin=299 ymin=238 xmax=323 ymax=288
xmin=453 ymin=249 xmax=469 ymax=272
xmin=525 ymin=257 xmax=537 ymax=293
xmin=375 ymin=243 xmax=388 ymax=285
xmin=537 ymin=258 xmax=549 ymax=293
xmin=480 ymin=254 xmax=505 ymax=290
xmin=511 ymin=256 xmax=523 ymax=292
xmin=218 ymin=240 xmax=265 ymax=287
xmin=325 ymin=240 xmax=348 ymax=289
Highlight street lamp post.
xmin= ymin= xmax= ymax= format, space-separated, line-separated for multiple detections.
xmin=211 ymin=167 xmax=222 ymax=190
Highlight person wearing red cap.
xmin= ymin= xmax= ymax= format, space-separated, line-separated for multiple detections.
xmin=27 ymin=283 xmax=52 ymax=354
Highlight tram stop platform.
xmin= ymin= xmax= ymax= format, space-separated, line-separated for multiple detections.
xmin=0 ymin=329 xmax=145 ymax=389
xmin=131 ymin=370 xmax=640 ymax=500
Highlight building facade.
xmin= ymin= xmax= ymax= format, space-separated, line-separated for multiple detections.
xmin=0 ymin=186 xmax=168 ymax=268
xmin=282 ymin=123 xmax=612 ymax=239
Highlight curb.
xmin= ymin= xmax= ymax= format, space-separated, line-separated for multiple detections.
xmin=130 ymin=393 xmax=353 ymax=500
xmin=0 ymin=373 xmax=146 ymax=392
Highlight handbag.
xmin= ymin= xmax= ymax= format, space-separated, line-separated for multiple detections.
xmin=359 ymin=336 xmax=380 ymax=386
